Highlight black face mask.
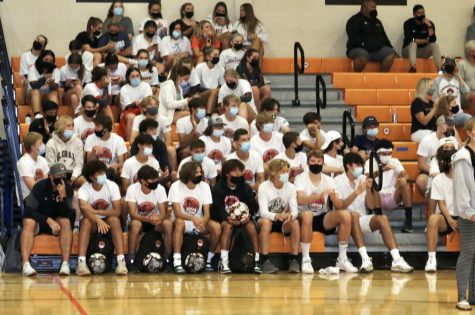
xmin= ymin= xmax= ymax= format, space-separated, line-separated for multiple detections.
xmin=150 ymin=12 xmax=161 ymax=19
xmin=295 ymin=143 xmax=304 ymax=153
xmin=230 ymin=175 xmax=245 ymax=186
xmin=309 ymin=164 xmax=323 ymax=174
xmin=93 ymin=30 xmax=102 ymax=37
xmin=369 ymin=9 xmax=378 ymax=18
xmin=416 ymin=15 xmax=425 ymax=21
xmin=445 ymin=65 xmax=455 ymax=74
xmin=450 ymin=106 xmax=459 ymax=114
xmin=250 ymin=59 xmax=259 ymax=68
xmin=239 ymin=16 xmax=246 ymax=22
xmin=185 ymin=11 xmax=194 ymax=19
xmin=45 ymin=114 xmax=57 ymax=125
xmin=53 ymin=177 xmax=65 ymax=186
xmin=439 ymin=149 xmax=457 ymax=173
xmin=85 ymin=110 xmax=96 ymax=118
xmin=444 ymin=129 xmax=455 ymax=137
xmin=211 ymin=56 xmax=220 ymax=65
xmin=147 ymin=181 xmax=159 ymax=190
xmin=192 ymin=175 xmax=202 ymax=185
xmin=215 ymin=12 xmax=226 ymax=18
xmin=32 ymin=40 xmax=43 ymax=51
xmin=146 ymin=106 xmax=159 ymax=116
xmin=233 ymin=43 xmax=243 ymax=51
xmin=42 ymin=61 xmax=56 ymax=74
xmin=145 ymin=32 xmax=155 ymax=38
xmin=95 ymin=129 xmax=106 ymax=138
xmin=226 ymin=81 xmax=237 ymax=89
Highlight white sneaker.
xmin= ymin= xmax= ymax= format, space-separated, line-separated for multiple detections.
xmin=336 ymin=258 xmax=358 ymax=273
xmin=456 ymin=300 xmax=472 ymax=311
xmin=59 ymin=261 xmax=70 ymax=276
xmin=115 ymin=257 xmax=128 ymax=275
xmin=219 ymin=259 xmax=231 ymax=274
xmin=22 ymin=262 xmax=37 ymax=277
xmin=34 ymin=113 xmax=43 ymax=119
xmin=301 ymin=258 xmax=314 ymax=274
xmin=391 ymin=258 xmax=414 ymax=273
xmin=359 ymin=258 xmax=374 ymax=273
xmin=76 ymin=259 xmax=91 ymax=276
xmin=425 ymin=257 xmax=437 ymax=272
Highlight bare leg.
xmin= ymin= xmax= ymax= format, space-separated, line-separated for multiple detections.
xmin=426 ymin=214 xmax=447 ymax=252
xmin=173 ymin=219 xmax=185 ymax=254
xmin=28 ymin=89 xmax=42 ymax=114
xmin=220 ymin=221 xmax=233 ymax=251
xmin=58 ymin=218 xmax=73 ymax=262
xmin=124 ymin=113 xmax=136 ymax=141
xmin=205 ymin=220 xmax=222 ymax=253
xmin=415 ymin=174 xmax=428 ymax=196
xmin=353 ymin=57 xmax=368 ymax=72
xmin=159 ymin=219 xmax=173 ymax=257
xmin=369 ymin=215 xmax=397 ymax=250
xmin=350 ymin=212 xmax=366 ymax=248
xmin=258 ymin=218 xmax=272 ymax=255
xmin=128 ymin=220 xmax=142 ymax=257
xmin=282 ymin=219 xmax=300 ymax=255
xmin=172 ymin=110 xmax=190 ymax=124
xmin=20 ymin=219 xmax=37 ymax=264
xmin=245 ymin=221 xmax=260 ymax=253
xmin=78 ymin=217 xmax=94 ymax=257
xmin=381 ymin=53 xmax=396 ymax=73
xmin=107 ymin=216 xmax=124 ymax=255
xmin=167 ymin=145 xmax=178 ymax=171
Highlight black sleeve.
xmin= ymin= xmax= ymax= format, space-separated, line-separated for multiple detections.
xmin=353 ymin=135 xmax=364 ymax=150
xmin=380 ymin=23 xmax=393 ymax=48
xmin=24 ymin=184 xmax=49 ymax=224
xmin=410 ymin=99 xmax=423 ymax=115
xmin=402 ymin=19 xmax=413 ymax=47
xmin=240 ymin=92 xmax=252 ymax=103
xmin=429 ymin=22 xmax=436 ymax=43
xmin=242 ymin=185 xmax=258 ymax=216
xmin=29 ymin=77 xmax=47 ymax=89
xmin=346 ymin=16 xmax=364 ymax=49
xmin=211 ymin=184 xmax=228 ymax=222
xmin=155 ymin=139 xmax=170 ymax=171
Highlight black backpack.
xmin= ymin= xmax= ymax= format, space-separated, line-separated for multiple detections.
xmin=135 ymin=230 xmax=165 ymax=272
xmin=181 ymin=233 xmax=210 ymax=273
xmin=229 ymin=227 xmax=255 ymax=273
xmin=87 ymin=233 xmax=114 ymax=274
xmin=3 ymin=228 xmax=21 ymax=273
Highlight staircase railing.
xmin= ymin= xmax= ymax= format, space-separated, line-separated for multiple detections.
xmin=292 ymin=42 xmax=305 ymax=107
xmin=342 ymin=110 xmax=355 ymax=148
xmin=368 ymin=151 xmax=383 ymax=192
xmin=315 ymin=75 xmax=327 ymax=115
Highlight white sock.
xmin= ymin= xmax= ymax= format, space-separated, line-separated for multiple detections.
xmin=255 ymin=253 xmax=260 ymax=262
xmin=221 ymin=250 xmax=229 ymax=261
xmin=358 ymin=246 xmax=370 ymax=260
xmin=428 ymin=252 xmax=436 ymax=260
xmin=78 ymin=256 xmax=86 ymax=262
xmin=301 ymin=242 xmax=311 ymax=260
xmin=207 ymin=252 xmax=215 ymax=263
xmin=390 ymin=249 xmax=401 ymax=261
xmin=116 ymin=254 xmax=125 ymax=262
xmin=62 ymin=260 xmax=69 ymax=265
xmin=173 ymin=253 xmax=181 ymax=266
xmin=338 ymin=242 xmax=348 ymax=260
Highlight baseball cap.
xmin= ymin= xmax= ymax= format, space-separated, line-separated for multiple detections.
xmin=50 ymin=163 xmax=67 ymax=176
xmin=208 ymin=116 xmax=226 ymax=127
xmin=362 ymin=116 xmax=379 ymax=128
xmin=321 ymin=130 xmax=342 ymax=151
xmin=438 ymin=137 xmax=459 ymax=150
xmin=436 ymin=115 xmax=454 ymax=126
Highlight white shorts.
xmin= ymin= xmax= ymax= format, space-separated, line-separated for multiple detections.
xmin=359 ymin=214 xmax=380 ymax=235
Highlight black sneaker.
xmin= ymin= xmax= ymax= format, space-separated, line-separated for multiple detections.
xmin=409 ymin=66 xmax=417 ymax=73
xmin=127 ymin=261 xmax=140 ymax=274
xmin=174 ymin=265 xmax=186 ymax=274
xmin=401 ymin=222 xmax=413 ymax=233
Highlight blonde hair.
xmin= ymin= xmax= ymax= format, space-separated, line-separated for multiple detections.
xmin=24 ymin=132 xmax=43 ymax=153
xmin=268 ymin=159 xmax=289 ymax=178
xmin=140 ymin=95 xmax=159 ymax=109
xmin=434 ymin=95 xmax=456 ymax=118
xmin=224 ymin=68 xmax=239 ymax=79
xmin=54 ymin=115 xmax=73 ymax=134
xmin=415 ymin=77 xmax=432 ymax=99
xmin=223 ymin=94 xmax=240 ymax=106
xmin=255 ymin=111 xmax=273 ymax=128
xmin=307 ymin=149 xmax=324 ymax=161
xmin=193 ymin=20 xmax=218 ymax=44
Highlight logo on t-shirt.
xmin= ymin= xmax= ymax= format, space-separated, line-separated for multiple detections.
xmin=91 ymin=199 xmax=110 ymax=210
xmin=183 ymin=197 xmax=200 ymax=216
xmin=263 ymin=149 xmax=279 ymax=163
xmin=34 ymin=169 xmax=44 ymax=182
xmin=208 ymin=150 xmax=224 ymax=165
xmin=268 ymin=197 xmax=287 ymax=214
xmin=243 ymin=170 xmax=254 ymax=184
xmin=81 ymin=128 xmax=94 ymax=141
xmin=224 ymin=195 xmax=240 ymax=213
xmin=96 ymin=147 xmax=113 ymax=165
xmin=289 ymin=167 xmax=301 ymax=179
xmin=309 ymin=195 xmax=325 ymax=213
xmin=138 ymin=201 xmax=156 ymax=216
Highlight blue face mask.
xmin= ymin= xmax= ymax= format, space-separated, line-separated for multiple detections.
xmin=212 ymin=129 xmax=224 ymax=138
xmin=262 ymin=123 xmax=273 ymax=133
xmin=172 ymin=31 xmax=182 ymax=39
xmin=96 ymin=173 xmax=107 ymax=185
xmin=229 ymin=107 xmax=239 ymax=117
xmin=179 ymin=80 xmax=191 ymax=94
xmin=63 ymin=129 xmax=74 ymax=139
xmin=138 ymin=59 xmax=148 ymax=68
xmin=279 ymin=173 xmax=289 ymax=183
xmin=130 ymin=78 xmax=141 ymax=87
xmin=38 ymin=144 xmax=46 ymax=155
xmin=196 ymin=108 xmax=206 ymax=120
xmin=113 ymin=7 xmax=123 ymax=16
xmin=240 ymin=141 xmax=251 ymax=152
xmin=193 ymin=152 xmax=205 ymax=163
xmin=366 ymin=128 xmax=378 ymax=137
xmin=352 ymin=167 xmax=363 ymax=178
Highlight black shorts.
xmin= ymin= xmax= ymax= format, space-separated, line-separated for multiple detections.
xmin=439 ymin=215 xmax=459 ymax=236
xmin=33 ymin=214 xmax=75 ymax=235
xmin=271 ymin=221 xmax=291 ymax=237
xmin=312 ymin=212 xmax=337 ymax=235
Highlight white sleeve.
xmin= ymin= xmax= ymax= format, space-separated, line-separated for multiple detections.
xmin=143 ymin=82 xmax=153 ymax=97
xmin=160 ymin=117 xmax=172 ymax=133
xmin=417 ymin=140 xmax=429 ymax=158
xmin=218 ymin=50 xmax=227 ymax=69
xmin=72 ymin=140 xmax=84 ymax=178
xmin=293 ymin=174 xmax=305 ymax=192
xmin=20 ymin=53 xmax=29 ymax=76
xmin=239 ymin=79 xmax=253 ymax=94
xmin=132 ymin=37 xmax=140 ymax=56
xmin=189 ymin=67 xmax=200 ymax=87
xmin=394 ymin=159 xmax=405 ymax=175
xmin=202 ymin=183 xmax=213 ymax=205
xmin=120 ymin=85 xmax=133 ymax=108
xmin=116 ymin=136 xmax=128 ymax=156
xmin=84 ymin=135 xmax=93 ymax=152
xmin=258 ymin=184 xmax=276 ymax=221
xmin=45 ymin=140 xmax=56 ymax=166
xmin=430 ymin=176 xmax=444 ymax=201
xmin=208 ymin=160 xmax=218 ymax=179
xmin=124 ymin=185 xmax=136 ymax=203
xmin=59 ymin=66 xmax=68 ymax=82
xmin=175 ymin=117 xmax=187 ymax=134
xmin=17 ymin=159 xmax=32 ymax=177
xmin=288 ymin=184 xmax=298 ymax=219
xmin=161 ymin=83 xmax=188 ymax=110
xmin=150 ymin=68 xmax=159 ymax=86
xmin=218 ymin=66 xmax=225 ymax=86
xmin=156 ymin=185 xmax=169 ymax=204
xmin=109 ymin=181 xmax=122 ymax=201
xmin=77 ymin=186 xmax=89 ymax=202
xmin=184 ymin=37 xmax=192 ymax=56
xmin=255 ymin=23 xmax=269 ymax=43
xmin=429 ymin=157 xmax=440 ymax=175
xmin=160 ymin=38 xmax=171 ymax=57
xmin=120 ymin=160 xmax=132 ymax=179
xmin=168 ymin=184 xmax=179 ymax=203
xmin=256 ymin=154 xmax=264 ymax=173
xmin=218 ymin=85 xmax=227 ymax=103
xmin=52 ymin=69 xmax=61 ymax=85
xmin=27 ymin=68 xmax=41 ymax=83
xmin=131 ymin=116 xmax=141 ymax=132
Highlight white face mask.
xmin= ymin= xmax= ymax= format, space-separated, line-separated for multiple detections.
xmin=379 ymin=155 xmax=391 ymax=164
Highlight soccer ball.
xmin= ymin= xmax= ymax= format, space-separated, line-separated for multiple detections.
xmin=88 ymin=253 xmax=107 ymax=275
xmin=184 ymin=252 xmax=205 ymax=273
xmin=229 ymin=202 xmax=250 ymax=223
xmin=143 ymin=252 xmax=163 ymax=273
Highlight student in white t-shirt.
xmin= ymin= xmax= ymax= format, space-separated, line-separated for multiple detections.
xmin=136 ymin=49 xmax=161 ymax=96
xmin=130 ymin=95 xmax=171 ymax=143
xmin=199 ymin=117 xmax=231 ymax=171
xmin=17 ymin=132 xmax=49 ymax=200
xmin=335 ymin=152 xmax=414 ymax=273
xmin=321 ymin=131 xmax=345 ymax=177
xmin=227 ymin=129 xmax=264 ymax=191
xmin=300 ymin=112 xmax=325 ymax=152
xmin=20 ymin=35 xmax=48 ymax=103
xmin=220 ymin=94 xmax=249 ymax=139
xmin=190 ymin=47 xmax=225 ymax=116
xmin=102 ymin=53 xmax=126 ymax=105
xmin=425 ymin=148 xmax=458 ymax=272
xmin=169 ymin=160 xmax=221 ymax=273
xmin=60 ymin=53 xmax=86 ymax=113
xmin=176 ymin=98 xmax=208 ymax=157
xmin=250 ymin=111 xmax=284 ymax=164
xmin=257 ymin=159 xmax=300 ymax=274
xmin=159 ymin=65 xmax=191 ymax=124
xmin=161 ymin=21 xmax=193 ymax=71
xmin=133 ymin=20 xmax=162 ymax=62
xmin=209 ymin=2 xmax=233 ymax=48
xmin=219 ymin=33 xmax=245 ymax=71
xmin=250 ymin=98 xmax=291 ymax=136
xmin=74 ymin=95 xmax=97 ymax=143
xmin=66 ymin=40 xmax=93 ymax=80
xmin=219 ymin=69 xmax=256 ymax=123
xmin=138 ymin=1 xmax=168 ymax=38
xmin=274 ymin=132 xmax=307 ymax=183
xmin=80 ymin=67 xmax=114 ymax=123
xmin=178 ymin=139 xmax=218 ymax=187
xmin=76 ymin=160 xmax=127 ymax=276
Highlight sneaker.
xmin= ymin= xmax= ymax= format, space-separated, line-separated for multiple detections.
xmin=76 ymin=259 xmax=91 ymax=276
xmin=115 ymin=258 xmax=128 ymax=275
xmin=127 ymin=261 xmax=140 ymax=274
xmin=391 ymin=258 xmax=414 ymax=273
xmin=253 ymin=262 xmax=262 ymax=274
xmin=174 ymin=265 xmax=186 ymax=274
xmin=409 ymin=66 xmax=417 ymax=73
xmin=359 ymin=258 xmax=374 ymax=273
xmin=59 ymin=261 xmax=70 ymax=276
xmin=301 ymin=258 xmax=314 ymax=274
xmin=336 ymin=258 xmax=358 ymax=273
xmin=456 ymin=300 xmax=472 ymax=311
xmin=34 ymin=113 xmax=43 ymax=119
xmin=206 ymin=262 xmax=214 ymax=272
xmin=219 ymin=259 xmax=231 ymax=274
xmin=22 ymin=262 xmax=37 ymax=277
xmin=261 ymin=259 xmax=279 ymax=274
xmin=401 ymin=222 xmax=413 ymax=233
xmin=425 ymin=257 xmax=437 ymax=273
xmin=289 ymin=259 xmax=300 ymax=274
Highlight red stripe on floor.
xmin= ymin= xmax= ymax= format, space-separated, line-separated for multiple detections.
xmin=53 ymin=275 xmax=88 ymax=315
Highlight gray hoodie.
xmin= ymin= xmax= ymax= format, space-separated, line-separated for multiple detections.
xmin=45 ymin=132 xmax=84 ymax=179
xmin=453 ymin=147 xmax=475 ymax=220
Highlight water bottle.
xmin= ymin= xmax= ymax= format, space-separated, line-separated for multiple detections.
xmin=25 ymin=113 xmax=32 ymax=124
xmin=391 ymin=108 xmax=398 ymax=123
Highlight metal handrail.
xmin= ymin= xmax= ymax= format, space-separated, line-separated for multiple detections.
xmin=342 ymin=110 xmax=355 ymax=148
xmin=292 ymin=42 xmax=305 ymax=107
xmin=316 ymin=75 xmax=327 ymax=115
xmin=368 ymin=152 xmax=383 ymax=192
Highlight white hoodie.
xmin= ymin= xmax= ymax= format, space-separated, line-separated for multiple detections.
xmin=452 ymin=147 xmax=475 ymax=220
xmin=158 ymin=79 xmax=188 ymax=123
xmin=45 ymin=132 xmax=84 ymax=179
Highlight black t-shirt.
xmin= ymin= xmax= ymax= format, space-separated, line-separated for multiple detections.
xmin=178 ymin=20 xmax=193 ymax=38
xmin=75 ymin=31 xmax=99 ymax=49
xmin=402 ymin=18 xmax=436 ymax=48
xmin=236 ymin=63 xmax=264 ymax=87
xmin=354 ymin=135 xmax=378 ymax=153
xmin=29 ymin=118 xmax=54 ymax=144
xmin=346 ymin=12 xmax=392 ymax=54
xmin=411 ymin=98 xmax=436 ymax=133
xmin=211 ymin=180 xmax=258 ymax=223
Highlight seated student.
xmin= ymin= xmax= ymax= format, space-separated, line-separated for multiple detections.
xmin=178 ymin=3 xmax=198 ymax=38
xmin=178 ymin=139 xmax=218 ymax=187
xmin=402 ymin=5 xmax=441 ymax=73
xmin=119 ymin=67 xmax=153 ymax=141
xmin=321 ymin=131 xmax=345 ymax=177
xmin=250 ymin=111 xmax=284 ymax=164
xmin=45 ymin=115 xmax=84 ymax=183
xmin=103 ymin=1 xmax=134 ymax=40
xmin=209 ymin=2 xmax=233 ymax=49
xmin=160 ymin=20 xmax=193 ymax=71
xmin=138 ymin=1 xmax=168 ymax=38
xmin=335 ymin=153 xmax=414 ymax=273
xmin=219 ymin=32 xmax=245 ymax=71
xmin=169 ymin=161 xmax=221 ymax=273
xmin=189 ymin=47 xmax=225 ymax=116
xmin=352 ymin=116 xmax=379 ymax=158
xmin=74 ymin=95 xmax=98 ymax=143
xmin=220 ymin=94 xmax=250 ymax=139
xmin=411 ymin=78 xmax=438 ymax=143
xmin=76 ymin=160 xmax=127 ymax=276
xmin=80 ymin=67 xmax=114 ymax=122
xmin=136 ymin=50 xmax=162 ymax=96
xmin=274 ymin=131 xmax=307 ymax=183
xmin=59 ymin=53 xmax=86 ymax=113
xmin=218 ymin=69 xmax=256 ymax=123
xmin=85 ymin=114 xmax=127 ymax=180
xmin=428 ymin=137 xmax=459 ymax=179
xmin=365 ymin=139 xmax=413 ymax=233
xmin=125 ymin=165 xmax=172 ymax=272
xmin=211 ymin=159 xmax=261 ymax=274
xmin=159 ymin=65 xmax=192 ymax=123
xmin=17 ymin=132 xmax=49 ymax=201
xmin=20 ymin=34 xmax=48 ymax=93
xmin=29 ymin=100 xmax=58 ymax=144
xmin=236 ymin=48 xmax=271 ymax=110
xmin=102 ymin=53 xmax=127 ymax=107
xmin=425 ymin=147 xmax=457 ymax=272
xmin=227 ymin=129 xmax=264 ymax=191
xmin=133 ymin=21 xmax=162 ymax=63
xmin=345 ymin=0 xmax=396 ymax=72
xmin=65 ymin=40 xmax=94 ymax=81
xmin=466 ymin=6 xmax=475 ymax=43
xmin=21 ymin=163 xmax=75 ymax=277
xmin=300 ymin=112 xmax=325 ymax=152
xmin=250 ymin=98 xmax=290 ymax=136
xmin=200 ymin=117 xmax=232 ymax=171
xmin=191 ymin=20 xmax=221 ymax=64
xmin=170 ymin=56 xmax=194 ymax=98
xmin=176 ymin=98 xmax=209 ymax=157
xmin=257 ymin=159 xmax=300 ymax=274
xmin=75 ymin=17 xmax=112 ymax=66
xmin=98 ymin=20 xmax=132 ymax=59
xmin=26 ymin=50 xmax=60 ymax=118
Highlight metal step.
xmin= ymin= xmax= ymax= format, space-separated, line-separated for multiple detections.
xmin=265 ymin=73 xmax=333 ymax=86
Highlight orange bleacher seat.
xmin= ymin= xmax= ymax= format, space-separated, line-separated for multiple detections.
xmin=356 ymin=106 xmax=411 ymax=123
xmin=402 ymin=161 xmax=419 ymax=182
xmin=412 ymin=183 xmax=425 ymax=204
xmin=15 ymin=87 xmax=24 ymax=106
xmin=19 ymin=123 xmax=29 ymax=140
xmin=377 ymin=89 xmax=414 ymax=105
xmin=17 ymin=106 xmax=33 ymax=123
xmin=171 ymin=124 xmax=178 ymax=143
xmin=56 ymin=57 xmax=66 ymax=69
xmin=332 ymin=73 xmax=366 ymax=89
xmin=283 ymin=232 xmax=325 ymax=253
xmin=364 ymin=73 xmax=397 ymax=88
xmin=13 ymin=72 xmax=22 ymax=87
xmin=322 ymin=58 xmax=437 ymax=74
xmin=11 ymin=56 xmax=20 ymax=73
xmin=446 ymin=232 xmax=460 ymax=252
xmin=378 ymin=123 xmax=411 ymax=141
xmin=58 ymin=106 xmax=74 ymax=117
xmin=262 ymin=58 xmax=323 ymax=74
xmin=321 ymin=58 xmax=353 ymax=73
xmin=345 ymin=89 xmax=377 ymax=105
xmin=394 ymin=73 xmax=438 ymax=88
xmin=392 ymin=141 xmax=418 ymax=160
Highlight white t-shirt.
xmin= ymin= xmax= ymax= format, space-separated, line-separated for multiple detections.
xmin=364 ymin=157 xmax=405 ymax=194
xmin=250 ymin=116 xmax=290 ymax=136
xmin=125 ymin=182 xmax=168 ymax=217
xmin=78 ymin=180 xmax=121 ymax=218
xmin=73 ymin=115 xmax=95 ymax=143
xmin=84 ymin=133 xmax=128 ymax=167
xmin=334 ymin=173 xmax=367 ymax=216
xmin=431 ymin=173 xmax=455 ymax=216
xmin=65 ymin=51 xmax=94 ymax=74
xmin=300 ymin=128 xmax=326 ymax=152
xmin=257 ymin=180 xmax=298 ymax=221
xmin=131 ymin=114 xmax=171 ymax=141
xmin=294 ymin=172 xmax=338 ymax=216
xmin=20 ymin=50 xmax=38 ymax=76
xmin=429 ymin=156 xmax=441 ymax=176
xmin=119 ymin=82 xmax=153 ymax=111
xmin=233 ymin=21 xmax=269 ymax=46
xmin=132 ymin=33 xmax=161 ymax=60
xmin=218 ymin=79 xmax=256 ymax=113
xmin=417 ymin=133 xmax=457 ymax=164
xmin=199 ymin=135 xmax=232 ymax=169
xmin=178 ymin=156 xmax=218 ymax=182
xmin=160 ymin=36 xmax=192 ymax=57
xmin=226 ymin=150 xmax=264 ymax=186
xmin=121 ymin=156 xmax=160 ymax=184
xmin=435 ymin=76 xmax=465 ymax=108
xmin=250 ymin=132 xmax=284 ymax=163
xmin=168 ymin=180 xmax=212 ymax=218
xmin=176 ymin=116 xmax=208 ymax=139
xmin=101 ymin=62 xmax=127 ymax=95
xmin=27 ymin=67 xmax=61 ymax=92
xmin=138 ymin=17 xmax=169 ymax=36
xmin=78 ymin=81 xmax=113 ymax=114
xmin=189 ymin=62 xmax=225 ymax=89
xmin=218 ymin=48 xmax=245 ymax=71
xmin=324 ymin=154 xmax=344 ymax=178
xmin=274 ymin=152 xmax=308 ymax=179
xmin=220 ymin=114 xmax=249 ymax=139
xmin=17 ymin=153 xmax=49 ymax=199
xmin=59 ymin=64 xmax=90 ymax=85
xmin=140 ymin=67 xmax=159 ymax=87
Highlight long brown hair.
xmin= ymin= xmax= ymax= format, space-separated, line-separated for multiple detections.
xmin=86 ymin=17 xmax=103 ymax=35
xmin=193 ymin=20 xmax=218 ymax=43
xmin=435 ymin=95 xmax=456 ymax=118
xmin=240 ymin=3 xmax=261 ymax=34
xmin=212 ymin=2 xmax=230 ymax=25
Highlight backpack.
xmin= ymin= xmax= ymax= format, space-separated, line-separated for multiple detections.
xmin=86 ymin=233 xmax=114 ymax=274
xmin=3 ymin=228 xmax=22 ymax=273
xmin=181 ymin=233 xmax=209 ymax=273
xmin=229 ymin=227 xmax=255 ymax=273
xmin=135 ymin=230 xmax=165 ymax=273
